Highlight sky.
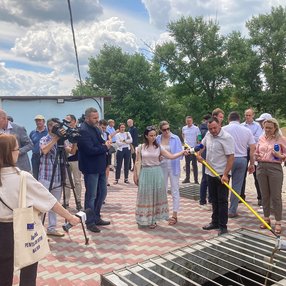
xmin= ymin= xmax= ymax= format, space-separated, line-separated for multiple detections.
xmin=0 ymin=0 xmax=284 ymax=97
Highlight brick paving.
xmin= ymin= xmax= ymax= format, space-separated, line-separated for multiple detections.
xmin=12 ymin=168 xmax=286 ymax=285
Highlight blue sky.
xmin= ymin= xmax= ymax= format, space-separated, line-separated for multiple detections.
xmin=0 ymin=0 xmax=284 ymax=96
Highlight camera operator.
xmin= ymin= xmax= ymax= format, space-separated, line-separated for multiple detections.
xmin=38 ymin=118 xmax=68 ymax=237
xmin=64 ymin=114 xmax=83 ymax=210
xmin=77 ymin=107 xmax=112 ymax=233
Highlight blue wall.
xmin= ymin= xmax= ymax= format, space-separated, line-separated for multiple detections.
xmin=0 ymin=97 xmax=104 ymax=135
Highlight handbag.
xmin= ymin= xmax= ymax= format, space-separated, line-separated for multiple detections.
xmin=13 ymin=172 xmax=50 ymax=270
xmin=134 ymin=144 xmax=142 ymax=178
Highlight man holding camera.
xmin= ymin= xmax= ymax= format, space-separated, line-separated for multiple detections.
xmin=64 ymin=114 xmax=83 ymax=210
xmin=38 ymin=118 xmax=67 ymax=237
xmin=78 ymin=107 xmax=112 ymax=233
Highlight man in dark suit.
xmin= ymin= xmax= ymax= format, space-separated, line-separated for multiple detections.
xmin=77 ymin=107 xmax=112 ymax=233
xmin=127 ymin=118 xmax=138 ymax=171
xmin=0 ymin=109 xmax=33 ymax=172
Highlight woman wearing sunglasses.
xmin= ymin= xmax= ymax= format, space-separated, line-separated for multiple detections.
xmin=134 ymin=126 xmax=187 ymax=229
xmin=156 ymin=121 xmax=183 ymax=225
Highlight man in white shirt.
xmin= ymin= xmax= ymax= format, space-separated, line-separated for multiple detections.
xmin=240 ymin=108 xmax=263 ymax=204
xmin=182 ymin=116 xmax=201 ymax=184
xmin=223 ymin=111 xmax=256 ymax=218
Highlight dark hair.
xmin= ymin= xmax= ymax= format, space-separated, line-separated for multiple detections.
xmin=118 ymin=123 xmax=125 ymax=129
xmin=143 ymin=126 xmax=159 ymax=148
xmin=208 ymin=117 xmax=220 ymax=125
xmin=203 ymin=114 xmax=211 ymax=121
xmin=66 ymin=114 xmax=76 ymax=121
xmin=228 ymin=111 xmax=240 ymax=122
xmin=0 ymin=134 xmax=18 ymax=186
xmin=99 ymin=119 xmax=108 ymax=126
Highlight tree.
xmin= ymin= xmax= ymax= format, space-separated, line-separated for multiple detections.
xmin=224 ymin=31 xmax=262 ymax=113
xmin=154 ymin=16 xmax=228 ymax=122
xmin=246 ymin=6 xmax=286 ymax=116
xmin=72 ymin=45 xmax=167 ymax=133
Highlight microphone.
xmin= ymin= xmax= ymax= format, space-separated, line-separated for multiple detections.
xmin=194 ymin=143 xmax=204 ymax=152
xmin=62 ymin=210 xmax=88 ymax=232
xmin=184 ymin=143 xmax=204 ymax=154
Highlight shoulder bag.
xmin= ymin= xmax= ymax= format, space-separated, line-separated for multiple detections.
xmin=13 ymin=172 xmax=50 ymax=270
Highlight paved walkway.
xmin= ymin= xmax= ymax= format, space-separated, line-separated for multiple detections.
xmin=13 ymin=169 xmax=286 ymax=285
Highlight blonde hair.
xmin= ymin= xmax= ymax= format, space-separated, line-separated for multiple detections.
xmin=263 ymin=118 xmax=281 ymax=139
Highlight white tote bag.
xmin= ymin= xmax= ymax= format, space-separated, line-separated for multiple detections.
xmin=13 ymin=172 xmax=50 ymax=270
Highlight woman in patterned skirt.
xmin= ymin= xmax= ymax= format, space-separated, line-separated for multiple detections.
xmin=134 ymin=126 xmax=187 ymax=229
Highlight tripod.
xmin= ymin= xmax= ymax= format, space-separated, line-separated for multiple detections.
xmin=42 ymin=139 xmax=89 ymax=245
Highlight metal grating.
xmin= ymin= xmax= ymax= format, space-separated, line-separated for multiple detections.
xmin=101 ymin=229 xmax=286 ymax=286
xmin=168 ymin=184 xmax=200 ymax=201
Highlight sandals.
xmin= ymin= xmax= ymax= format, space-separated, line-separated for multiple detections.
xmin=113 ymin=180 xmax=118 ymax=185
xmin=260 ymin=219 xmax=271 ymax=229
xmin=275 ymin=223 xmax=282 ymax=235
xmin=149 ymin=223 xmax=157 ymax=229
xmin=168 ymin=216 xmax=178 ymax=225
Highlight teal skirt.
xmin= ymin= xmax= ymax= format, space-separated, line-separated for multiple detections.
xmin=135 ymin=165 xmax=169 ymax=226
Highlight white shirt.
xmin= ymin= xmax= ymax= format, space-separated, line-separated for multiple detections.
xmin=182 ymin=125 xmax=201 ymax=147
xmin=115 ymin=132 xmax=132 ymax=151
xmin=202 ymin=129 xmax=235 ymax=177
xmin=223 ymin=121 xmax=255 ymax=157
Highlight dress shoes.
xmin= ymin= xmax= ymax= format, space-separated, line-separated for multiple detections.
xmin=218 ymin=228 xmax=228 ymax=236
xmin=96 ymin=219 xmax=110 ymax=226
xmin=202 ymin=223 xmax=219 ymax=230
xmin=182 ymin=178 xmax=190 ymax=184
xmin=87 ymin=224 xmax=101 ymax=233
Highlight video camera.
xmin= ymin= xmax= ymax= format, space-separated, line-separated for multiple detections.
xmin=77 ymin=114 xmax=85 ymax=125
xmin=51 ymin=118 xmax=81 ymax=144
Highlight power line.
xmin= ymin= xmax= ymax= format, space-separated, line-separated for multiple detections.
xmin=67 ymin=0 xmax=83 ymax=89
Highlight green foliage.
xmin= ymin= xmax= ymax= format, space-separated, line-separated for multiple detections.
xmin=72 ymin=7 xmax=286 ymax=130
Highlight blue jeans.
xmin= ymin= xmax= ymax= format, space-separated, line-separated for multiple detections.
xmin=83 ymin=172 xmax=107 ymax=226
xmin=229 ymin=157 xmax=248 ymax=215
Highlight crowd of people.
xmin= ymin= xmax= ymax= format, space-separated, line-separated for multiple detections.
xmin=0 ymin=106 xmax=286 ymax=284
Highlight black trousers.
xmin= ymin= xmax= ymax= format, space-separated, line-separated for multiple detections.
xmin=207 ymin=175 xmax=229 ymax=230
xmin=31 ymin=153 xmax=41 ymax=180
xmin=185 ymin=153 xmax=198 ymax=182
xmin=0 ymin=222 xmax=38 ymax=286
xmin=115 ymin=147 xmax=131 ymax=180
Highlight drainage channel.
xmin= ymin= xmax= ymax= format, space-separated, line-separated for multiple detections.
xmin=101 ymin=229 xmax=286 ymax=286
xmin=168 ymin=184 xmax=200 ymax=201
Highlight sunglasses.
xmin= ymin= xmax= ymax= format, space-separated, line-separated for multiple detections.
xmin=146 ymin=126 xmax=155 ymax=131
xmin=161 ymin=127 xmax=170 ymax=132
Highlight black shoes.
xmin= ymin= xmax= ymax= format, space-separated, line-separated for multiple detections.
xmin=182 ymin=178 xmax=190 ymax=184
xmin=124 ymin=179 xmax=130 ymax=184
xmin=202 ymin=223 xmax=219 ymax=230
xmin=87 ymin=224 xmax=101 ymax=233
xmin=96 ymin=219 xmax=110 ymax=226
xmin=218 ymin=228 xmax=228 ymax=236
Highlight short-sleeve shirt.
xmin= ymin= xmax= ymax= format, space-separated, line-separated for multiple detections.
xmin=38 ymin=134 xmax=61 ymax=185
xmin=202 ymin=128 xmax=235 ymax=177
xmin=223 ymin=121 xmax=255 ymax=157
xmin=182 ymin=125 xmax=201 ymax=147
xmin=0 ymin=167 xmax=57 ymax=222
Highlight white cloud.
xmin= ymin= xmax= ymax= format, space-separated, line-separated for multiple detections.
xmin=0 ymin=63 xmax=76 ymax=96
